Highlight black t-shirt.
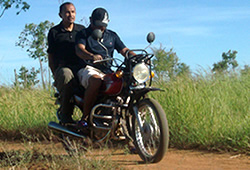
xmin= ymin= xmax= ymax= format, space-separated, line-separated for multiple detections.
xmin=75 ymin=26 xmax=126 ymax=72
xmin=47 ymin=22 xmax=85 ymax=74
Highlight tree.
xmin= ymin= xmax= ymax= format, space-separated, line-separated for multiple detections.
xmin=14 ymin=66 xmax=39 ymax=88
xmin=212 ymin=50 xmax=239 ymax=73
xmin=151 ymin=46 xmax=190 ymax=81
xmin=240 ymin=64 xmax=250 ymax=76
xmin=16 ymin=20 xmax=54 ymax=89
xmin=0 ymin=0 xmax=30 ymax=18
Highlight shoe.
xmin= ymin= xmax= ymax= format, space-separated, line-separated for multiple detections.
xmin=128 ymin=141 xmax=137 ymax=154
xmin=77 ymin=120 xmax=88 ymax=130
xmin=60 ymin=114 xmax=75 ymax=124
xmin=129 ymin=146 xmax=137 ymax=154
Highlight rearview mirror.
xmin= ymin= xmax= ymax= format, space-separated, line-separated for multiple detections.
xmin=92 ymin=29 xmax=103 ymax=40
xmin=147 ymin=32 xmax=155 ymax=43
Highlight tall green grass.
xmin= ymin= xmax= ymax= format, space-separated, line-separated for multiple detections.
xmin=0 ymin=71 xmax=249 ymax=153
xmin=0 ymin=87 xmax=57 ymax=140
xmin=152 ymin=72 xmax=249 ymax=152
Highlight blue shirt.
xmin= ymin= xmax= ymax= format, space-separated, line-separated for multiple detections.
xmin=76 ymin=26 xmax=126 ymax=71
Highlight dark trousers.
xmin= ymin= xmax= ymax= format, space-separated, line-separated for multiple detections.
xmin=54 ymin=67 xmax=77 ymax=123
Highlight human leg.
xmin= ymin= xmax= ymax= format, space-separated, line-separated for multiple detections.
xmin=82 ymin=75 xmax=102 ymax=120
xmin=78 ymin=66 xmax=105 ymax=121
xmin=54 ymin=67 xmax=76 ymax=123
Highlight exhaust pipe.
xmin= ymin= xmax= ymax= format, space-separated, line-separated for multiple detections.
xmin=48 ymin=121 xmax=86 ymax=139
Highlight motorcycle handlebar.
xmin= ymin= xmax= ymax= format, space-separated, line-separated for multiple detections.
xmin=125 ymin=49 xmax=148 ymax=58
xmin=93 ymin=58 xmax=114 ymax=64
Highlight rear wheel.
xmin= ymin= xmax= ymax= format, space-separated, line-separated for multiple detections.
xmin=132 ymin=98 xmax=169 ymax=163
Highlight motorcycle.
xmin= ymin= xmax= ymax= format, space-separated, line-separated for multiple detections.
xmin=48 ymin=31 xmax=169 ymax=163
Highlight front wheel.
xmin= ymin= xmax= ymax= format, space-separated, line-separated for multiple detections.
xmin=132 ymin=98 xmax=169 ymax=163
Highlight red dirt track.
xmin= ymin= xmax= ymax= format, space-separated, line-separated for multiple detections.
xmin=0 ymin=141 xmax=249 ymax=169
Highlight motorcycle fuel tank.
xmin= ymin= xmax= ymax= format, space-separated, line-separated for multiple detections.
xmin=101 ymin=73 xmax=123 ymax=95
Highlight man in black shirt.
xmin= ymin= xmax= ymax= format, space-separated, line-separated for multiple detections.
xmin=47 ymin=2 xmax=85 ymax=123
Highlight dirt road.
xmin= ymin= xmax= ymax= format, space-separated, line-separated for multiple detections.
xmin=0 ymin=141 xmax=249 ymax=169
xmin=109 ymin=149 xmax=249 ymax=170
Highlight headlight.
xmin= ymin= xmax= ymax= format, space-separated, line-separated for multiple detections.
xmin=133 ymin=63 xmax=150 ymax=83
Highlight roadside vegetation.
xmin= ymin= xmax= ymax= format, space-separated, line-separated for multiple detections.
xmin=0 ymin=87 xmax=56 ymax=140
xmin=0 ymin=140 xmax=119 ymax=169
xmin=152 ymin=71 xmax=249 ymax=153
xmin=0 ymin=69 xmax=249 ymax=154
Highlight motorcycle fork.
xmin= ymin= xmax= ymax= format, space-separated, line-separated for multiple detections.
xmin=133 ymin=105 xmax=144 ymax=133
xmin=110 ymin=106 xmax=118 ymax=139
xmin=129 ymin=89 xmax=158 ymax=134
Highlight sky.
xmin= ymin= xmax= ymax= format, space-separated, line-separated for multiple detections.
xmin=0 ymin=0 xmax=249 ymax=85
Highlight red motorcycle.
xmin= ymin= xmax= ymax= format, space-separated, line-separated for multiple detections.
xmin=48 ymin=31 xmax=169 ymax=163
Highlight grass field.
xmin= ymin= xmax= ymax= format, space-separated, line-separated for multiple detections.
xmin=152 ymin=72 xmax=249 ymax=153
xmin=0 ymin=71 xmax=249 ymax=153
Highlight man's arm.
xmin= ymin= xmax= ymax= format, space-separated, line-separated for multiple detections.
xmin=47 ymin=29 xmax=56 ymax=75
xmin=48 ymin=53 xmax=55 ymax=75
xmin=120 ymin=47 xmax=136 ymax=57
xmin=113 ymin=32 xmax=136 ymax=57
xmin=75 ymin=43 xmax=103 ymax=61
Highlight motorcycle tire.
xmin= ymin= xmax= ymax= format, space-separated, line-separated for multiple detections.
xmin=132 ymin=98 xmax=169 ymax=163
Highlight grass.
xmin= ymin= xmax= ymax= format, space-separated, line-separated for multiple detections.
xmin=151 ymin=71 xmax=249 ymax=153
xmin=0 ymin=87 xmax=57 ymax=140
xmin=0 ymin=71 xmax=249 ymax=153
xmin=0 ymin=140 xmax=120 ymax=169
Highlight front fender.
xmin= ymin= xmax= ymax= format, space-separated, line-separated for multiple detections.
xmin=133 ymin=87 xmax=164 ymax=99
xmin=128 ymin=87 xmax=163 ymax=110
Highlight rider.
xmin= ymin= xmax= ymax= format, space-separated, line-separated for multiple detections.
xmin=76 ymin=7 xmax=136 ymax=153
xmin=75 ymin=7 xmax=135 ymax=126
xmin=47 ymin=2 xmax=85 ymax=124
